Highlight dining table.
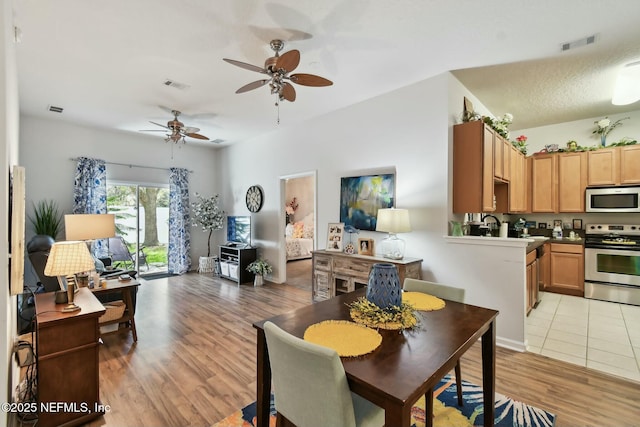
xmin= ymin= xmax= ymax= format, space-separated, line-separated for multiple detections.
xmin=253 ymin=287 xmax=499 ymax=427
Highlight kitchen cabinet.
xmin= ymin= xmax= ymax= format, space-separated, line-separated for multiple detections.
xmin=494 ymin=133 xmax=511 ymax=181
xmin=620 ymin=145 xmax=640 ymax=184
xmin=311 ymin=250 xmax=422 ymax=301
xmin=528 ymin=152 xmax=585 ymax=213
xmin=557 ymin=151 xmax=587 ymax=212
xmin=538 ymin=242 xmax=550 ymax=291
xmin=548 ymin=243 xmax=584 ymax=297
xmin=587 ymin=148 xmax=618 ymax=186
xmin=530 ymin=154 xmax=557 ymax=212
xmin=453 ymin=121 xmax=497 ymax=213
xmin=526 ymin=249 xmax=538 ymax=316
xmin=509 ymin=145 xmax=526 ymax=212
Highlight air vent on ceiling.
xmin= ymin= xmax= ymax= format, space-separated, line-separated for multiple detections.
xmin=561 ymin=35 xmax=596 ymax=52
xmin=163 ymin=79 xmax=190 ymax=91
xmin=211 ymin=139 xmax=225 ymax=144
xmin=47 ymin=105 xmax=63 ymax=113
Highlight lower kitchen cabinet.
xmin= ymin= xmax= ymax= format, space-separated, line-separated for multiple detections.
xmin=538 ymin=242 xmax=550 ymax=291
xmin=526 ymin=250 xmax=538 ymax=315
xmin=311 ymin=250 xmax=423 ymax=301
xmin=548 ymin=242 xmax=584 ymax=297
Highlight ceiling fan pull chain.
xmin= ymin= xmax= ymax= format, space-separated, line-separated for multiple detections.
xmin=276 ymin=94 xmax=280 ymax=124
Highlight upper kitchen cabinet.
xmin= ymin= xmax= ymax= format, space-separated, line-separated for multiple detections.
xmin=453 ymin=121 xmax=496 ymax=213
xmin=557 ymin=152 xmax=587 ymax=212
xmin=529 ymin=151 xmax=587 ymax=213
xmin=509 ymin=144 xmax=527 ymax=212
xmin=529 ymin=154 xmax=557 ymax=212
xmin=494 ymin=133 xmax=511 ymax=182
xmin=587 ymin=145 xmax=640 ymax=186
xmin=620 ymin=145 xmax=640 ymax=184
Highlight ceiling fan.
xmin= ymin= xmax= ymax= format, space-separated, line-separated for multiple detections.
xmin=223 ymin=39 xmax=333 ymax=104
xmin=140 ymin=110 xmax=209 ymax=144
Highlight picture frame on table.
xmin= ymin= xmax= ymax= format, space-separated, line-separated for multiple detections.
xmin=538 ymin=223 xmax=547 ymax=229
xmin=553 ymin=219 xmax=562 ymax=228
xmin=572 ymin=219 xmax=583 ymax=230
xmin=357 ymin=238 xmax=374 ymax=256
xmin=326 ymin=223 xmax=344 ymax=252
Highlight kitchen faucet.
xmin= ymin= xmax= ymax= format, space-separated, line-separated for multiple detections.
xmin=481 ymin=214 xmax=501 ymax=227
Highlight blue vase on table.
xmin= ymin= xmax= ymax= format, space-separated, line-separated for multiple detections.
xmin=366 ymin=263 xmax=401 ymax=310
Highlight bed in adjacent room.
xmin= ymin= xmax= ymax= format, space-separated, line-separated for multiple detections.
xmin=285 ymin=214 xmax=314 ymax=261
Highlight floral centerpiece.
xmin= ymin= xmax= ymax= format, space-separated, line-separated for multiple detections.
xmin=348 ymin=297 xmax=419 ymax=330
xmin=512 ymin=134 xmax=528 ymax=154
xmin=593 ymin=116 xmax=630 ymax=146
xmin=285 ymin=197 xmax=298 ymax=224
xmin=191 ymin=193 xmax=224 ymax=258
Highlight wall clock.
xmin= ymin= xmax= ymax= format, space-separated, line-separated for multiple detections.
xmin=246 ymin=185 xmax=264 ymax=213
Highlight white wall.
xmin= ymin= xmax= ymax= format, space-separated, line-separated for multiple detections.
xmin=19 ymin=115 xmax=220 ymax=271
xmin=217 ymin=72 xmax=528 ymax=349
xmin=2 ymin=0 xmax=21 ymax=415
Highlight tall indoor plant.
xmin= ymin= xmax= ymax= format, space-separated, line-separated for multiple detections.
xmin=191 ymin=193 xmax=225 ymax=273
xmin=27 ymin=199 xmax=63 ymax=252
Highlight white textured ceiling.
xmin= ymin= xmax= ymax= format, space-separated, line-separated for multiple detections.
xmin=13 ymin=0 xmax=640 ymax=146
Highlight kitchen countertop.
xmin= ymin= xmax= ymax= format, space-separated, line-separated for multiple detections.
xmin=524 ymin=236 xmax=584 ymax=252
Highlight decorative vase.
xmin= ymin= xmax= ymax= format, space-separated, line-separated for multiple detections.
xmin=600 ymin=134 xmax=606 ymax=147
xmin=366 ymin=263 xmax=401 ymax=310
xmin=254 ymin=274 xmax=264 ymax=287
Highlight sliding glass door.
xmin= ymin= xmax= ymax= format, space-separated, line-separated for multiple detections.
xmin=107 ymin=182 xmax=169 ymax=277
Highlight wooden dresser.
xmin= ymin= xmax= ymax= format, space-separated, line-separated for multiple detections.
xmin=35 ymin=288 xmax=106 ymax=427
xmin=311 ymin=250 xmax=423 ymax=301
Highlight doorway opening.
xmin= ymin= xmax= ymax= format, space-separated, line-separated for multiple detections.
xmin=106 ymin=182 xmax=169 ymax=277
xmin=280 ymin=172 xmax=317 ymax=289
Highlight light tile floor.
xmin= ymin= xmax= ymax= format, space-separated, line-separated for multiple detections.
xmin=526 ymin=292 xmax=640 ymax=382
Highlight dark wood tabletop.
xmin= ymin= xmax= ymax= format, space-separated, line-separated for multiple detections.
xmin=253 ymin=288 xmax=499 ymax=427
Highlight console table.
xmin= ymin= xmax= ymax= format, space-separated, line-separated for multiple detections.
xmin=311 ymin=250 xmax=423 ymax=301
xmin=35 ymin=288 xmax=105 ymax=427
xmin=91 ymin=278 xmax=140 ymax=342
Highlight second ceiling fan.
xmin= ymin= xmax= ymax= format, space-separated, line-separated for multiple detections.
xmin=223 ymin=39 xmax=333 ymax=104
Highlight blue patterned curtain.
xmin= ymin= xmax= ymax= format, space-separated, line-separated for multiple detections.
xmin=168 ymin=167 xmax=191 ymax=274
xmin=73 ymin=157 xmax=109 ymax=257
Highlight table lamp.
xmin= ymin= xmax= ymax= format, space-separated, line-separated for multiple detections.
xmin=65 ymin=213 xmax=116 ymax=272
xmin=44 ymin=241 xmax=96 ymax=312
xmin=375 ymin=208 xmax=411 ymax=260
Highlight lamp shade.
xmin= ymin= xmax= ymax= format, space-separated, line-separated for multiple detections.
xmin=65 ymin=214 xmax=115 ymax=241
xmin=375 ymin=208 xmax=411 ymax=233
xmin=44 ymin=241 xmax=96 ymax=276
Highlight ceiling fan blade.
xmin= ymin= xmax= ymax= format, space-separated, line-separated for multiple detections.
xmin=183 ymin=126 xmax=200 ymax=134
xmin=140 ymin=129 xmax=167 ymax=132
xmin=276 ymin=49 xmax=300 ymax=73
xmin=185 ymin=133 xmax=209 ymax=140
xmin=281 ymin=82 xmax=296 ymax=102
xmin=223 ymin=58 xmax=266 ymax=74
xmin=149 ymin=121 xmax=170 ymax=129
xmin=289 ymin=73 xmax=333 ymax=87
xmin=236 ymin=79 xmax=270 ymax=93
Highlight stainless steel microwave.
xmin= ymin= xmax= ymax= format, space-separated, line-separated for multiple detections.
xmin=586 ymin=186 xmax=640 ymax=212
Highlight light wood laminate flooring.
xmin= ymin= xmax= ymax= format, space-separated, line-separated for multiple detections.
xmin=86 ymin=273 xmax=640 ymax=427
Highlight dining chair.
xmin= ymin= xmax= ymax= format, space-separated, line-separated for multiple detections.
xmin=263 ymin=321 xmax=385 ymax=427
xmin=403 ymin=278 xmax=466 ymax=424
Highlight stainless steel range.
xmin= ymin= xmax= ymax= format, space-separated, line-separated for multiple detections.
xmin=584 ymin=224 xmax=640 ymax=305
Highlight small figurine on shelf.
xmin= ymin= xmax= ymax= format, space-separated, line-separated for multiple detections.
xmin=343 ymin=225 xmax=359 ymax=254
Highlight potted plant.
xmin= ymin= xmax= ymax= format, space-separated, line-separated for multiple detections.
xmin=26 ymin=199 xmax=63 ymax=253
xmin=191 ymin=193 xmax=224 ymax=273
xmin=246 ymin=258 xmax=273 ymax=286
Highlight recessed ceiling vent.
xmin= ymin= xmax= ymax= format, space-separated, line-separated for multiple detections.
xmin=47 ymin=105 xmax=63 ymax=113
xmin=211 ymin=139 xmax=225 ymax=144
xmin=561 ymin=35 xmax=596 ymax=52
xmin=163 ymin=79 xmax=190 ymax=91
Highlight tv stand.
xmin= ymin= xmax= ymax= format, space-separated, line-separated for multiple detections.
xmin=219 ymin=245 xmax=257 ymax=285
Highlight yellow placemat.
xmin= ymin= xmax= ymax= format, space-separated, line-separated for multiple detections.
xmin=303 ymin=320 xmax=382 ymax=357
xmin=402 ymin=292 xmax=446 ymax=311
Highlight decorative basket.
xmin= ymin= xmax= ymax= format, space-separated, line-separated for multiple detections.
xmin=98 ymin=300 xmax=125 ymax=324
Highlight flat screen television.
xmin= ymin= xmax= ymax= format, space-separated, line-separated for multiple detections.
xmin=226 ymin=216 xmax=251 ymax=247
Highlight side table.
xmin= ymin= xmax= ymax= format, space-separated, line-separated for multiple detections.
xmin=91 ymin=278 xmax=141 ymax=342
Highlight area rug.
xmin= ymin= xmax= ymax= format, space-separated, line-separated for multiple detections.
xmin=212 ymin=374 xmax=555 ymax=427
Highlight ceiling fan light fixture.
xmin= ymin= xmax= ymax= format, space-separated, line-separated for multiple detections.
xmin=612 ymin=60 xmax=640 ymax=106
